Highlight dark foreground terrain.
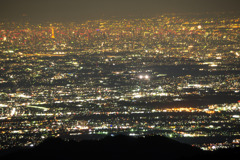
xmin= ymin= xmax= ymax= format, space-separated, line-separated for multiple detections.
xmin=1 ymin=135 xmax=240 ymax=160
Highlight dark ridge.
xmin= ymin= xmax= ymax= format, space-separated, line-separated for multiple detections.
xmin=0 ymin=135 xmax=239 ymax=160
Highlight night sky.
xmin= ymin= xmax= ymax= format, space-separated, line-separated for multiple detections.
xmin=1 ymin=0 xmax=240 ymax=22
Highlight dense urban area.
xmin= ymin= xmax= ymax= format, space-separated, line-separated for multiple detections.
xmin=1 ymin=14 xmax=240 ymax=151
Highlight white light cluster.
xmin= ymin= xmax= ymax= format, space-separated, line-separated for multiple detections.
xmin=139 ymin=75 xmax=150 ymax=80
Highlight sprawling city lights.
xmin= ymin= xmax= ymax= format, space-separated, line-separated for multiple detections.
xmin=0 ymin=14 xmax=240 ymax=151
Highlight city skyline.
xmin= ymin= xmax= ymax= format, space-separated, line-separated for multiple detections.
xmin=1 ymin=14 xmax=240 ymax=150
xmin=1 ymin=0 xmax=240 ymax=154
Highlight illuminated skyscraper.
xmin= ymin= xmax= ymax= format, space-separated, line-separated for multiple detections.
xmin=50 ymin=24 xmax=55 ymax=39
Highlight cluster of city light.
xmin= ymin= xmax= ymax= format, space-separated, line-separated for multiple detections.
xmin=1 ymin=15 xmax=240 ymax=151
xmin=139 ymin=75 xmax=150 ymax=80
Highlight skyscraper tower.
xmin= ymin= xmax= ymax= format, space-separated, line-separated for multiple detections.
xmin=50 ymin=24 xmax=55 ymax=39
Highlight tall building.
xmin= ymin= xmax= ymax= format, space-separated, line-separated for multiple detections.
xmin=51 ymin=25 xmax=55 ymax=39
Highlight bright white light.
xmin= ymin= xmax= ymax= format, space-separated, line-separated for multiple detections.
xmin=139 ymin=75 xmax=150 ymax=80
xmin=210 ymin=64 xmax=218 ymax=67
xmin=212 ymin=146 xmax=216 ymax=150
xmin=0 ymin=104 xmax=7 ymax=107
xmin=198 ymin=25 xmax=202 ymax=29
xmin=10 ymin=108 xmax=16 ymax=116
xmin=233 ymin=115 xmax=240 ymax=118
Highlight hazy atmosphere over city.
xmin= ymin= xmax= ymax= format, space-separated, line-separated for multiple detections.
xmin=1 ymin=0 xmax=240 ymax=159
xmin=1 ymin=0 xmax=240 ymax=21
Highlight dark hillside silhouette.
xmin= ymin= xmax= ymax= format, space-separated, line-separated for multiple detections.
xmin=1 ymin=135 xmax=240 ymax=160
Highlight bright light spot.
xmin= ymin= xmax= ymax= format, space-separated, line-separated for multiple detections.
xmin=198 ymin=25 xmax=202 ymax=29
xmin=129 ymin=133 xmax=137 ymax=136
xmin=0 ymin=104 xmax=8 ymax=107
xmin=139 ymin=75 xmax=150 ymax=80
xmin=233 ymin=115 xmax=240 ymax=118
xmin=10 ymin=108 xmax=16 ymax=116
xmin=210 ymin=64 xmax=218 ymax=67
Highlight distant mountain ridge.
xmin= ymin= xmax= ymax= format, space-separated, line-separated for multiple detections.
xmin=1 ymin=135 xmax=240 ymax=160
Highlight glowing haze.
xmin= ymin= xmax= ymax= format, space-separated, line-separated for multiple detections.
xmin=0 ymin=0 xmax=240 ymax=22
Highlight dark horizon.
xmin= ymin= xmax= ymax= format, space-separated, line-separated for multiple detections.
xmin=1 ymin=0 xmax=240 ymax=22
